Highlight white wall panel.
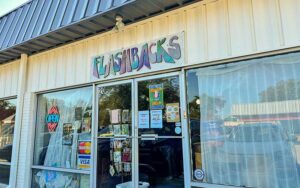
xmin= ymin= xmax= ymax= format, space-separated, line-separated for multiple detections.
xmin=227 ymin=0 xmax=254 ymax=55
xmin=279 ymin=0 xmax=300 ymax=46
xmin=0 ymin=60 xmax=19 ymax=98
xmin=186 ymin=5 xmax=206 ymax=64
xmin=25 ymin=0 xmax=300 ymax=92
xmin=252 ymin=0 xmax=282 ymax=50
xmin=56 ymin=48 xmax=67 ymax=88
xmin=206 ymin=0 xmax=229 ymax=60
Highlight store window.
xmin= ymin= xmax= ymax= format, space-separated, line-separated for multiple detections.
xmin=187 ymin=52 xmax=300 ymax=188
xmin=32 ymin=87 xmax=92 ymax=187
xmin=0 ymin=98 xmax=16 ymax=185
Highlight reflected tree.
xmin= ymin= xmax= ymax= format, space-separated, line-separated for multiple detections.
xmin=199 ymin=94 xmax=225 ymax=121
xmin=259 ymin=79 xmax=300 ymax=102
xmin=0 ymin=100 xmax=16 ymax=121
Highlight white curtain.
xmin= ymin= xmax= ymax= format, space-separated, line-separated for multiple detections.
xmin=196 ymin=53 xmax=300 ymax=188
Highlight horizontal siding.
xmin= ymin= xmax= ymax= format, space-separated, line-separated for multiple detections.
xmin=0 ymin=60 xmax=19 ymax=98
xmin=26 ymin=0 xmax=300 ymax=92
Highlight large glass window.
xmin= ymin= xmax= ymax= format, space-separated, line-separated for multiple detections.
xmin=0 ymin=98 xmax=16 ymax=185
xmin=32 ymin=87 xmax=92 ymax=187
xmin=187 ymin=52 xmax=300 ymax=188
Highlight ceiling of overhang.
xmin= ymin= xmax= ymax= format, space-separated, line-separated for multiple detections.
xmin=0 ymin=0 xmax=199 ymax=64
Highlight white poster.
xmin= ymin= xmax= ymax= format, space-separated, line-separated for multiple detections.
xmin=150 ymin=110 xmax=163 ymax=128
xmin=138 ymin=111 xmax=150 ymax=128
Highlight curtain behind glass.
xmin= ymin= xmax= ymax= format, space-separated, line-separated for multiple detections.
xmin=33 ymin=87 xmax=92 ymax=188
xmin=188 ymin=52 xmax=300 ymax=188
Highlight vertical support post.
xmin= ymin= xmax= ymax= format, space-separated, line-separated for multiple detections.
xmin=9 ymin=54 xmax=28 ymax=188
xmin=180 ymin=69 xmax=192 ymax=188
xmin=91 ymin=84 xmax=98 ymax=188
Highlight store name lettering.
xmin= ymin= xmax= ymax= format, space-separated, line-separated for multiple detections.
xmin=92 ymin=33 xmax=183 ymax=79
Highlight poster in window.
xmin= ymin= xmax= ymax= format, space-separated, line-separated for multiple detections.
xmin=150 ymin=110 xmax=163 ymax=128
xmin=121 ymin=124 xmax=129 ymax=135
xmin=63 ymin=123 xmax=73 ymax=145
xmin=166 ymin=103 xmax=180 ymax=122
xmin=149 ymin=84 xmax=164 ymax=109
xmin=138 ymin=111 xmax=150 ymax=128
xmin=122 ymin=109 xmax=130 ymax=123
xmin=75 ymin=107 xmax=83 ymax=121
xmin=113 ymin=124 xmax=121 ymax=135
xmin=111 ymin=109 xmax=121 ymax=124
xmin=81 ymin=117 xmax=91 ymax=133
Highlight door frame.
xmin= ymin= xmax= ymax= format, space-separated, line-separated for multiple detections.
xmin=94 ymin=71 xmax=191 ymax=188
xmin=94 ymin=79 xmax=135 ymax=188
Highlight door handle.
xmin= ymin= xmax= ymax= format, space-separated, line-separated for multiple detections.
xmin=113 ymin=135 xmax=130 ymax=140
xmin=141 ymin=134 xmax=158 ymax=140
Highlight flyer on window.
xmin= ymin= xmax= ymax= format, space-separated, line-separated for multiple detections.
xmin=166 ymin=103 xmax=180 ymax=122
xmin=75 ymin=107 xmax=83 ymax=121
xmin=138 ymin=111 xmax=150 ymax=128
xmin=149 ymin=84 xmax=164 ymax=109
xmin=150 ymin=110 xmax=163 ymax=128
xmin=62 ymin=123 xmax=73 ymax=145
xmin=111 ymin=109 xmax=121 ymax=124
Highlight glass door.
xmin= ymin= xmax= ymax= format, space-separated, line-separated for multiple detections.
xmin=135 ymin=74 xmax=184 ymax=188
xmin=97 ymin=81 xmax=133 ymax=188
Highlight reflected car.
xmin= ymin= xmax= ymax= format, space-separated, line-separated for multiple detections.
xmin=0 ymin=144 xmax=12 ymax=162
xmin=199 ymin=120 xmax=225 ymax=147
xmin=214 ymin=123 xmax=299 ymax=188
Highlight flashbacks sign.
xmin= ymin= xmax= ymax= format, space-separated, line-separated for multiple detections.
xmin=92 ymin=32 xmax=184 ymax=80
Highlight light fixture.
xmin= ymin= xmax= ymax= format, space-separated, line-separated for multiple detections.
xmin=113 ymin=14 xmax=125 ymax=32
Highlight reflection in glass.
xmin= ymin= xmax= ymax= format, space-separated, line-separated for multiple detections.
xmin=97 ymin=84 xmax=132 ymax=188
xmin=138 ymin=76 xmax=181 ymax=136
xmin=97 ymin=138 xmax=132 ymax=188
xmin=187 ymin=53 xmax=300 ymax=187
xmin=138 ymin=139 xmax=183 ymax=188
xmin=0 ymin=164 xmax=10 ymax=185
xmin=33 ymin=87 xmax=93 ymax=171
xmin=0 ymin=99 xmax=16 ymax=163
xmin=138 ymin=76 xmax=184 ymax=187
xmin=98 ymin=84 xmax=132 ymax=137
xmin=32 ymin=169 xmax=89 ymax=187
xmin=0 ymin=98 xmax=16 ymax=185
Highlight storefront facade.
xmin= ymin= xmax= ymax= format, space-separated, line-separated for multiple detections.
xmin=1 ymin=0 xmax=300 ymax=187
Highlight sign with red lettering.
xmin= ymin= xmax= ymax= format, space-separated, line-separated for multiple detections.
xmin=46 ymin=106 xmax=60 ymax=132
xmin=92 ymin=32 xmax=184 ymax=80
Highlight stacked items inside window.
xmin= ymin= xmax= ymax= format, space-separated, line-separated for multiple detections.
xmin=107 ymin=109 xmax=132 ymax=177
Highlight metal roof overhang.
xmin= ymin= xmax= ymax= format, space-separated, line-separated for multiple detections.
xmin=0 ymin=0 xmax=200 ymax=64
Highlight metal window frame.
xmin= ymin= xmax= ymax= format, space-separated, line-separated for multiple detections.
xmin=0 ymin=96 xmax=17 ymax=187
xmin=29 ymin=85 xmax=94 ymax=187
xmin=95 ymin=79 xmax=134 ymax=188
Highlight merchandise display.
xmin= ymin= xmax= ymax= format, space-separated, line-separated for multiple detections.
xmin=108 ymin=109 xmax=132 ymax=177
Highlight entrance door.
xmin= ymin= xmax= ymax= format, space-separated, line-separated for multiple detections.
xmin=97 ymin=81 xmax=133 ymax=188
xmin=135 ymin=73 xmax=184 ymax=188
xmin=96 ymin=73 xmax=184 ymax=188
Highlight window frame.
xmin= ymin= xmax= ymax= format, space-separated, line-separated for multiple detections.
xmin=184 ymin=51 xmax=300 ymax=188
xmin=30 ymin=85 xmax=94 ymax=188
xmin=0 ymin=96 xmax=17 ymax=187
